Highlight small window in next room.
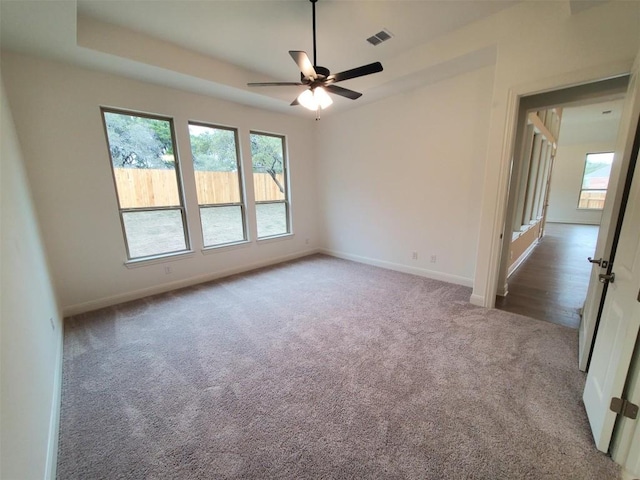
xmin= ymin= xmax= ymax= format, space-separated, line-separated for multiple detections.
xmin=578 ymin=152 xmax=614 ymax=210
xmin=188 ymin=123 xmax=247 ymax=248
xmin=102 ymin=109 xmax=190 ymax=260
xmin=250 ymin=132 xmax=290 ymax=238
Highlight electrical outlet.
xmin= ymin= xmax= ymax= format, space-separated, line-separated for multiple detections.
xmin=164 ymin=266 xmax=172 ymax=274
xmin=430 ymin=255 xmax=437 ymax=263
xmin=412 ymin=251 xmax=418 ymax=260
xmin=305 ymin=238 xmax=310 ymax=245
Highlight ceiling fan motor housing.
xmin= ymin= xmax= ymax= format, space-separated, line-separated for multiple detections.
xmin=302 ymin=66 xmax=330 ymax=83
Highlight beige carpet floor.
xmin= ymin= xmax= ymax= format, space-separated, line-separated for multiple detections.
xmin=57 ymin=254 xmax=618 ymax=479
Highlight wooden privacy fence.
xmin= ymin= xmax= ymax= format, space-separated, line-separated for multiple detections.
xmin=114 ymin=168 xmax=179 ymax=208
xmin=114 ymin=168 xmax=284 ymax=208
xmin=578 ymin=191 xmax=607 ymax=210
xmin=253 ymin=171 xmax=285 ymax=202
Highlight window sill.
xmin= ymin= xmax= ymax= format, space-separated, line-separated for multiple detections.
xmin=201 ymin=240 xmax=251 ymax=255
xmin=124 ymin=250 xmax=196 ymax=269
xmin=256 ymin=233 xmax=294 ymax=244
xmin=577 ymin=208 xmax=604 ymax=212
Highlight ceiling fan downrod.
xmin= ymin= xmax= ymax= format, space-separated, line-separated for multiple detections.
xmin=311 ymin=0 xmax=317 ymax=67
xmin=309 ymin=0 xmax=329 ymax=80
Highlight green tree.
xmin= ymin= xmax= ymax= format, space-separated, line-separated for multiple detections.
xmin=148 ymin=120 xmax=174 ymax=156
xmin=250 ymin=134 xmax=284 ymax=193
xmin=104 ymin=112 xmax=174 ymax=169
xmin=189 ymin=127 xmax=238 ymax=172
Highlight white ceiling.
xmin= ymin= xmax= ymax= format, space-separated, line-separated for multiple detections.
xmin=558 ymin=99 xmax=625 ymax=145
xmin=0 ymin=0 xmax=620 ymax=126
xmin=74 ymin=0 xmax=513 ymax=79
xmin=0 ymin=0 xmax=519 ymax=115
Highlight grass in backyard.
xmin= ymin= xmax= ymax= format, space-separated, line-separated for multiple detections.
xmin=122 ymin=203 xmax=288 ymax=259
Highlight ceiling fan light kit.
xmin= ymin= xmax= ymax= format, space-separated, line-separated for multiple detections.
xmin=298 ymin=86 xmax=333 ymax=110
xmin=247 ymin=0 xmax=383 ymax=116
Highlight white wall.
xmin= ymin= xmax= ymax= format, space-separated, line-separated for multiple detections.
xmin=313 ymin=0 xmax=640 ymax=302
xmin=1 ymin=78 xmax=62 ymax=479
xmin=1 ymin=53 xmax=319 ymax=315
xmin=316 ymin=65 xmax=495 ymax=285
xmin=547 ymin=142 xmax=615 ymax=225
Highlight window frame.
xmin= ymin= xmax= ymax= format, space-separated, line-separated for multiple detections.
xmin=100 ymin=107 xmax=191 ymax=262
xmin=577 ymin=151 xmax=614 ymax=211
xmin=188 ymin=121 xmax=248 ymax=249
xmin=249 ymin=131 xmax=291 ymax=239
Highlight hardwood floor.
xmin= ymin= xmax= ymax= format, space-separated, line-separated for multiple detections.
xmin=495 ymin=222 xmax=599 ymax=328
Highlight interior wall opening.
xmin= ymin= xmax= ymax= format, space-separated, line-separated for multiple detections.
xmin=494 ymin=76 xmax=630 ymax=328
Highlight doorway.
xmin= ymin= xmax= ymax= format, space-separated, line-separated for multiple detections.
xmin=496 ymin=76 xmax=629 ymax=328
xmin=496 ymin=99 xmax=625 ymax=328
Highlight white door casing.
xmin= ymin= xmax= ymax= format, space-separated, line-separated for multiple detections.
xmin=583 ymin=71 xmax=640 ymax=453
xmin=579 ymin=54 xmax=640 ymax=372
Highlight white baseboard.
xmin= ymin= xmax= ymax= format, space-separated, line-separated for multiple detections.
xmin=320 ymin=248 xmax=473 ymax=288
xmin=63 ymin=249 xmax=320 ymax=316
xmin=469 ymin=293 xmax=486 ymax=307
xmin=546 ymin=219 xmax=601 ymax=226
xmin=45 ymin=321 xmax=63 ymax=479
xmin=508 ymin=239 xmax=538 ymax=278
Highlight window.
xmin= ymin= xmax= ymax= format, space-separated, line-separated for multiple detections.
xmin=578 ymin=152 xmax=614 ymax=210
xmin=102 ymin=109 xmax=190 ymax=260
xmin=522 ymin=133 xmax=545 ymax=225
xmin=188 ymin=123 xmax=247 ymax=247
xmin=250 ymin=132 xmax=290 ymax=238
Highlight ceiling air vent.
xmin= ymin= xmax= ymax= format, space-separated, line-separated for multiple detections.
xmin=367 ymin=29 xmax=393 ymax=46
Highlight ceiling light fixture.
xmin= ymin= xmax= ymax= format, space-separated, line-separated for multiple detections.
xmin=297 ymin=86 xmax=333 ymax=111
xmin=247 ymin=0 xmax=383 ymax=119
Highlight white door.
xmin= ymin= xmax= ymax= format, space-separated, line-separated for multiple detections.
xmin=579 ymin=53 xmax=640 ymax=371
xmin=583 ymin=92 xmax=640 ymax=452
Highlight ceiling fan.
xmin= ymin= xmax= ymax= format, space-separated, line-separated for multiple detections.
xmin=247 ymin=0 xmax=383 ymax=113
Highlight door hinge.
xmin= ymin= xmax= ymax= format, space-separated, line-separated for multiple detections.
xmin=610 ymin=397 xmax=639 ymax=419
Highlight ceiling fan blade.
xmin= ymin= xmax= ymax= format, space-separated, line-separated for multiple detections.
xmin=328 ymin=62 xmax=383 ymax=83
xmin=248 ymin=82 xmax=304 ymax=87
xmin=289 ymin=51 xmax=317 ymax=79
xmin=325 ymin=84 xmax=362 ymax=100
